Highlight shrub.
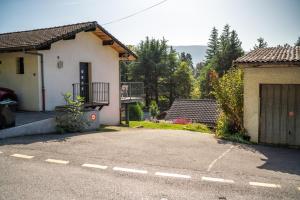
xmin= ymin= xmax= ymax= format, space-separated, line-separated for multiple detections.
xmin=149 ymin=101 xmax=159 ymax=119
xmin=55 ymin=93 xmax=89 ymax=133
xmin=212 ymin=68 xmax=245 ymax=136
xmin=129 ymin=103 xmax=143 ymax=121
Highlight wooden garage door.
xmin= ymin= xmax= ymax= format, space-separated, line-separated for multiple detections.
xmin=260 ymin=84 xmax=300 ymax=146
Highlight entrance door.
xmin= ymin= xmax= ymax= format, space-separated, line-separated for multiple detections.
xmin=79 ymin=62 xmax=90 ymax=102
xmin=260 ymin=84 xmax=300 ymax=146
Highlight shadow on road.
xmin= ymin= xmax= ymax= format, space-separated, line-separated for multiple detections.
xmin=0 ymin=131 xmax=99 ymax=146
xmin=218 ymin=139 xmax=300 ymax=176
xmin=0 ymin=126 xmax=122 ymax=146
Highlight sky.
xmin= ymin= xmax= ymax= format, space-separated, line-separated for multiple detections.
xmin=0 ymin=0 xmax=299 ymax=51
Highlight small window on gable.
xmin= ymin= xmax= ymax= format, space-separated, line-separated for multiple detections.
xmin=16 ymin=57 xmax=24 ymax=74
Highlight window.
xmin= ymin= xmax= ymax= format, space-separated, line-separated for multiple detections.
xmin=16 ymin=57 xmax=24 ymax=74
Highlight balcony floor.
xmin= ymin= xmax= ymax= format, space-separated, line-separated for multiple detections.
xmin=121 ymin=97 xmax=143 ymax=104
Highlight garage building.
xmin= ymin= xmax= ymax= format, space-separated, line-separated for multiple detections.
xmin=235 ymin=46 xmax=300 ymax=146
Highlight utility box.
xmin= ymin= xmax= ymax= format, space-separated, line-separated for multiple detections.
xmin=82 ymin=109 xmax=100 ymax=131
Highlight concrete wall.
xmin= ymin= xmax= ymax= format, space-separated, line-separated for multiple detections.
xmin=0 ymin=52 xmax=40 ymax=111
xmin=40 ymin=32 xmax=120 ymax=125
xmin=243 ymin=65 xmax=300 ymax=142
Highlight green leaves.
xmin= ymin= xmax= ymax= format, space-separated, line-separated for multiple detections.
xmin=149 ymin=101 xmax=159 ymax=118
xmin=212 ymin=68 xmax=244 ymax=135
xmin=55 ymin=93 xmax=89 ymax=133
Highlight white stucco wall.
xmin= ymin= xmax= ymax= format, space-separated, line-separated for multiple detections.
xmin=243 ymin=65 xmax=300 ymax=143
xmin=0 ymin=52 xmax=40 ymax=111
xmin=39 ymin=32 xmax=120 ymax=125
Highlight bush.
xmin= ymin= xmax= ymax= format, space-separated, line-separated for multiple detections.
xmin=129 ymin=103 xmax=143 ymax=121
xmin=149 ymin=101 xmax=159 ymax=119
xmin=213 ymin=68 xmax=245 ymax=136
xmin=55 ymin=93 xmax=89 ymax=133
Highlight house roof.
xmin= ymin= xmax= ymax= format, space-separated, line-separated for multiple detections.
xmin=165 ymin=99 xmax=218 ymax=125
xmin=0 ymin=21 xmax=137 ymax=60
xmin=234 ymin=46 xmax=300 ymax=65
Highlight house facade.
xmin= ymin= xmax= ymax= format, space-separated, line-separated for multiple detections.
xmin=235 ymin=46 xmax=300 ymax=146
xmin=0 ymin=21 xmax=136 ymax=125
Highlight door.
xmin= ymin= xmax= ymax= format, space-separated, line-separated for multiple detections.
xmin=260 ymin=84 xmax=300 ymax=146
xmin=79 ymin=62 xmax=90 ymax=102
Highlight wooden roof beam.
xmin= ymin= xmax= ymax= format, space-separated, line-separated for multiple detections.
xmin=103 ymin=40 xmax=114 ymax=46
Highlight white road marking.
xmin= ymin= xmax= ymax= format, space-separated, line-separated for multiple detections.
xmin=10 ymin=153 xmax=34 ymax=159
xmin=249 ymin=182 xmax=281 ymax=188
xmin=207 ymin=145 xmax=234 ymax=172
xmin=201 ymin=176 xmax=234 ymax=183
xmin=0 ymin=151 xmax=3 ymax=154
xmin=297 ymin=187 xmax=300 ymax=191
xmin=45 ymin=159 xmax=69 ymax=165
xmin=155 ymin=172 xmax=191 ymax=179
xmin=113 ymin=167 xmax=148 ymax=174
xmin=82 ymin=163 xmax=108 ymax=170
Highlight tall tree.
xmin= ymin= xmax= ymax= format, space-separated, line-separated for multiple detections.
xmin=200 ymin=24 xmax=244 ymax=98
xmin=162 ymin=46 xmax=179 ymax=107
xmin=131 ymin=37 xmax=168 ymax=106
xmin=173 ymin=62 xmax=194 ymax=99
xmin=180 ymin=52 xmax=194 ymax=70
xmin=205 ymin=27 xmax=219 ymax=61
xmin=295 ymin=37 xmax=300 ymax=46
xmin=254 ymin=37 xmax=268 ymax=49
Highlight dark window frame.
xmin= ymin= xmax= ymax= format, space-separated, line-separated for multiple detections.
xmin=16 ymin=57 xmax=24 ymax=74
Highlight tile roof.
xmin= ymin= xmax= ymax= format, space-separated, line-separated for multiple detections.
xmin=0 ymin=21 xmax=136 ymax=60
xmin=165 ymin=99 xmax=218 ymax=126
xmin=234 ymin=46 xmax=300 ymax=64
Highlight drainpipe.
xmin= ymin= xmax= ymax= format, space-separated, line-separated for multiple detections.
xmin=23 ymin=50 xmax=45 ymax=112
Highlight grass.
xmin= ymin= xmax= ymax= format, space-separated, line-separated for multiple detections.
xmin=129 ymin=121 xmax=211 ymax=133
xmin=217 ymin=133 xmax=253 ymax=144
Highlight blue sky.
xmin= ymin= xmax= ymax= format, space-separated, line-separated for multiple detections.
xmin=0 ymin=0 xmax=299 ymax=50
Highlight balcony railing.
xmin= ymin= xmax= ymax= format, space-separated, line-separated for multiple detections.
xmin=120 ymin=82 xmax=144 ymax=102
xmin=72 ymin=82 xmax=109 ymax=105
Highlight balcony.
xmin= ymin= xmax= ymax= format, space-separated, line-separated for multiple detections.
xmin=120 ymin=82 xmax=144 ymax=103
xmin=72 ymin=82 xmax=109 ymax=109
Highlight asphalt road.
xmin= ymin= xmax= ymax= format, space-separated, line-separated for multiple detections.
xmin=0 ymin=128 xmax=299 ymax=200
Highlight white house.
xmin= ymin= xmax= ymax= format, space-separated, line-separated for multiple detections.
xmin=0 ymin=21 xmax=137 ymax=125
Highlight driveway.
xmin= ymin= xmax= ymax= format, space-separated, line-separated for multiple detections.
xmin=0 ymin=128 xmax=299 ymax=200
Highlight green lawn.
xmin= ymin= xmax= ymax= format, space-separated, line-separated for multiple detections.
xmin=129 ymin=121 xmax=211 ymax=133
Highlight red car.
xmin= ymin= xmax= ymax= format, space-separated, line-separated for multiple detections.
xmin=0 ymin=87 xmax=18 ymax=102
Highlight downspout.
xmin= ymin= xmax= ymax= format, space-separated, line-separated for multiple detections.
xmin=23 ymin=50 xmax=45 ymax=112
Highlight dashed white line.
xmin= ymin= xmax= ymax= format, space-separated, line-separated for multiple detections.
xmin=82 ymin=163 xmax=108 ymax=170
xmin=113 ymin=167 xmax=148 ymax=174
xmin=249 ymin=182 xmax=281 ymax=188
xmin=207 ymin=145 xmax=234 ymax=172
xmin=201 ymin=176 xmax=234 ymax=183
xmin=45 ymin=158 xmax=69 ymax=165
xmin=0 ymin=151 xmax=3 ymax=154
xmin=155 ymin=172 xmax=191 ymax=179
xmin=297 ymin=187 xmax=300 ymax=191
xmin=10 ymin=153 xmax=34 ymax=159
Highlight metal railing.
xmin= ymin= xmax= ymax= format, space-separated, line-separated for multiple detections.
xmin=72 ymin=82 xmax=109 ymax=105
xmin=120 ymin=82 xmax=144 ymax=100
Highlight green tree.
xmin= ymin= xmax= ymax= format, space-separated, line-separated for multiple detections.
xmin=164 ymin=46 xmax=179 ymax=106
xmin=212 ymin=68 xmax=244 ymax=135
xmin=149 ymin=101 xmax=159 ymax=119
xmin=295 ymin=37 xmax=300 ymax=46
xmin=205 ymin=27 xmax=219 ymax=61
xmin=130 ymin=37 xmax=168 ymax=106
xmin=180 ymin=52 xmax=194 ymax=70
xmin=174 ymin=62 xmax=194 ymax=99
xmin=254 ymin=37 xmax=268 ymax=49
xmin=200 ymin=25 xmax=244 ymax=98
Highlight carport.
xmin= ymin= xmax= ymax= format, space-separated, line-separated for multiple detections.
xmin=234 ymin=46 xmax=300 ymax=146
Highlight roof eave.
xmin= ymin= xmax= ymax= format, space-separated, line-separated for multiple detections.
xmin=234 ymin=61 xmax=300 ymax=67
